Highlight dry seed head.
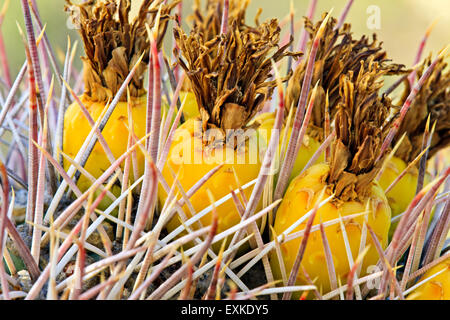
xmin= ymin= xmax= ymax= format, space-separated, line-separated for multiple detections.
xmin=181 ymin=0 xmax=252 ymax=92
xmin=394 ymin=53 xmax=450 ymax=163
xmin=174 ymin=18 xmax=296 ymax=134
xmin=286 ymin=12 xmax=406 ymax=140
xmin=189 ymin=0 xmax=251 ymax=42
xmin=328 ymin=58 xmax=394 ymax=202
xmin=65 ymin=0 xmax=178 ymax=102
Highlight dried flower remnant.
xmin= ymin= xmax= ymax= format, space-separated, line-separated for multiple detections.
xmin=175 ymin=0 xmax=255 ymax=120
xmin=394 ymin=55 xmax=450 ymax=162
xmin=328 ymin=60 xmax=393 ymax=201
xmin=66 ymin=0 xmax=178 ymax=101
xmin=189 ymin=0 xmax=251 ymax=42
xmin=256 ymin=12 xmax=405 ymax=184
xmin=286 ymin=13 xmax=405 ymax=139
xmin=378 ymin=53 xmax=450 ymax=224
xmin=175 ymin=19 xmax=294 ymax=133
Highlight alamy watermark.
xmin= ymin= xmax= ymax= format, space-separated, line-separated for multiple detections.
xmin=366 ymin=5 xmax=382 ymax=30
xmin=366 ymin=264 xmax=383 ymax=290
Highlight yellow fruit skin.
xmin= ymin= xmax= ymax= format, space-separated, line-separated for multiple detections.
xmin=63 ymin=95 xmax=147 ymax=209
xmin=407 ymin=258 xmax=450 ymax=300
xmin=378 ymin=156 xmax=431 ymax=237
xmin=270 ymin=163 xmax=391 ymax=298
xmin=158 ymin=118 xmax=263 ymax=251
xmin=378 ymin=156 xmax=419 ymax=217
xmin=254 ymin=112 xmax=324 ymax=184
xmin=179 ymin=91 xmax=200 ymax=120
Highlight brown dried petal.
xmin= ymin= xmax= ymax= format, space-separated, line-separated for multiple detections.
xmin=328 ymin=59 xmax=392 ymax=201
xmin=286 ymin=13 xmax=405 ymax=137
xmin=175 ymin=18 xmax=295 ymax=134
xmin=394 ymin=54 xmax=450 ymax=162
xmin=66 ymin=0 xmax=178 ymax=102
xmin=189 ymin=0 xmax=251 ymax=42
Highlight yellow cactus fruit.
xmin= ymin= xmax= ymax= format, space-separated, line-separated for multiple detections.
xmin=378 ymin=156 xmax=421 ymax=217
xmin=63 ymin=96 xmax=146 ymax=207
xmin=158 ymin=118 xmax=263 ymax=250
xmin=253 ymin=112 xmax=324 ymax=183
xmin=179 ymin=91 xmax=199 ymax=120
xmin=407 ymin=258 xmax=450 ymax=300
xmin=271 ymin=163 xmax=391 ymax=296
xmin=62 ymin=0 xmax=177 ymax=209
xmin=159 ymin=19 xmax=292 ymax=250
xmin=271 ymin=60 xmax=393 ymax=298
xmin=378 ymin=156 xmax=432 ymax=238
xmin=63 ymin=96 xmax=146 ymax=190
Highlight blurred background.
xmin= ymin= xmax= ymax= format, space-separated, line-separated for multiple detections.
xmin=1 ymin=0 xmax=449 ymax=81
